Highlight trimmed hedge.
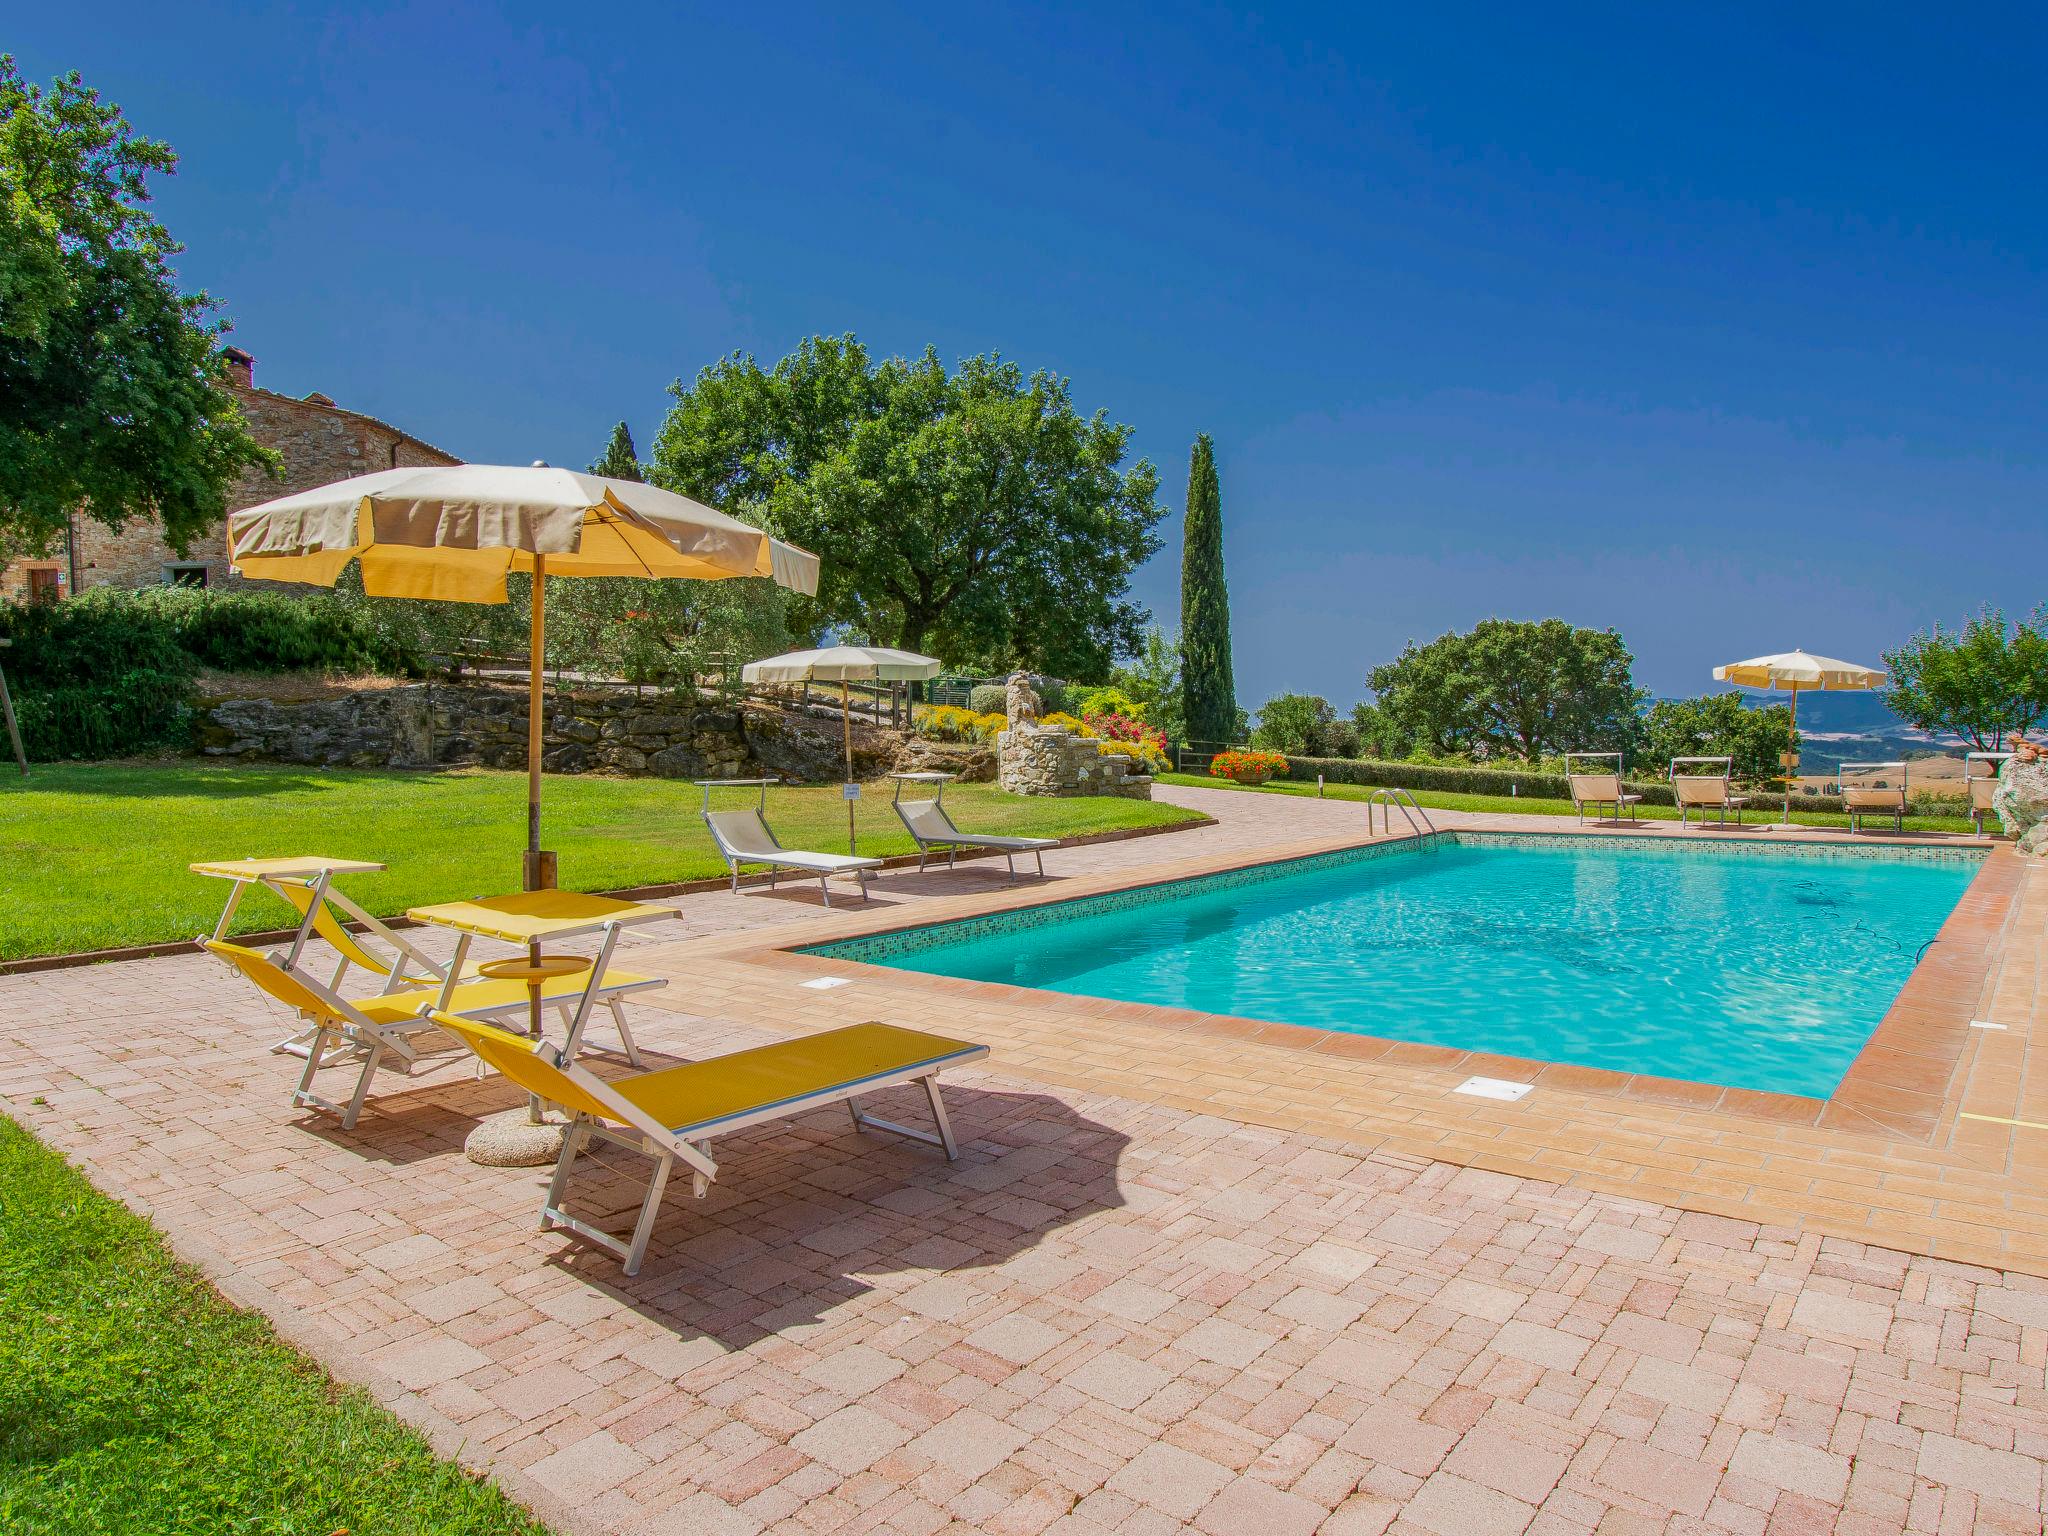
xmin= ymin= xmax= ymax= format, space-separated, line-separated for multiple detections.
xmin=0 ymin=586 xmax=426 ymax=761
xmin=116 ymin=585 xmax=424 ymax=676
xmin=1276 ymin=755 xmax=1852 ymax=814
xmin=0 ymin=595 xmax=199 ymax=760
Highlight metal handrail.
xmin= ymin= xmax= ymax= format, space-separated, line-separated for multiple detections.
xmin=1365 ymin=786 xmax=1436 ymax=839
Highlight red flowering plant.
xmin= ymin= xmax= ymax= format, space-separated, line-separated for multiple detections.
xmin=1083 ymin=710 xmax=1170 ymax=770
xmin=1210 ymin=748 xmax=1288 ymax=785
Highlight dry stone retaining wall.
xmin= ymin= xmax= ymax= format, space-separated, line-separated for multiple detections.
xmin=196 ymin=684 xmax=878 ymax=783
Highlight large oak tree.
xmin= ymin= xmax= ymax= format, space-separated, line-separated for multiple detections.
xmin=650 ymin=336 xmax=1164 ymax=679
xmin=1367 ymin=618 xmax=1642 ymax=763
xmin=1 ymin=59 xmax=272 ymax=555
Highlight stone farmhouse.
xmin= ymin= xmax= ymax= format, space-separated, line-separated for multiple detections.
xmin=1 ymin=348 xmax=460 ymax=603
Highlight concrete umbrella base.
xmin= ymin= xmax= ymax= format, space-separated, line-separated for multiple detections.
xmin=465 ymin=1105 xmax=569 ymax=1166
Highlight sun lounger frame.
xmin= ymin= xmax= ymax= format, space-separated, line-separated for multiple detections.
xmin=1564 ymin=752 xmax=1643 ymax=825
xmin=890 ymin=772 xmax=1053 ymax=880
xmin=1668 ymin=756 xmax=1751 ymax=827
xmin=1965 ymin=751 xmax=2011 ymax=836
xmin=698 ymin=779 xmax=880 ymax=905
xmin=203 ymin=937 xmax=653 ymax=1128
xmin=430 ymin=1013 xmax=988 ymax=1276
xmin=194 ymin=858 xmax=452 ymax=995
xmin=1838 ymin=760 xmax=1910 ymax=834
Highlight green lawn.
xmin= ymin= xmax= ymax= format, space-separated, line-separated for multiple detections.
xmin=0 ymin=1113 xmax=549 ymax=1536
xmin=0 ymin=762 xmax=1202 ymax=960
xmin=1158 ymin=771 xmax=1981 ymax=835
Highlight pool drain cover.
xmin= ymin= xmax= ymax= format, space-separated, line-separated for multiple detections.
xmin=1453 ymin=1076 xmax=1534 ymax=1102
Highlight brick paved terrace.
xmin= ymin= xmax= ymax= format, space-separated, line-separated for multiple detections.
xmin=3 ymin=783 xmax=2045 ymax=1535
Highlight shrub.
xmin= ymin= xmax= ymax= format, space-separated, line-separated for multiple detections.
xmin=1211 ymin=748 xmax=1287 ymax=784
xmin=0 ymin=596 xmax=199 ymax=759
xmin=969 ymin=684 xmax=1009 ymax=715
xmin=1039 ymin=711 xmax=1096 ymax=737
xmin=114 ymin=585 xmax=425 ymax=676
xmin=1085 ymin=710 xmax=1169 ymax=770
xmin=1096 ymin=739 xmax=1163 ymax=770
xmin=913 ymin=704 xmax=1007 ymax=743
xmin=1069 ymin=684 xmax=1146 ymax=721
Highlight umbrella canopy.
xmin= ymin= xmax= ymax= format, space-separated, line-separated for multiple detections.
xmin=740 ymin=645 xmax=942 ymax=686
xmin=228 ymin=464 xmax=819 ymax=889
xmin=742 ymin=647 xmax=942 ymax=853
xmin=1712 ymin=649 xmax=1887 ymax=824
xmin=229 ymin=463 xmax=818 ymax=603
xmin=1712 ymin=650 xmax=1886 ymax=692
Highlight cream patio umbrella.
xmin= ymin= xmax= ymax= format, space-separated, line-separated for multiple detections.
xmin=741 ymin=645 xmax=943 ymax=852
xmin=228 ymin=463 xmax=819 ymax=888
xmin=1712 ymin=649 xmax=1888 ymax=825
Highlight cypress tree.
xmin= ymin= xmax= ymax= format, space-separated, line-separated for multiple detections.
xmin=589 ymin=421 xmax=643 ymax=481
xmin=1179 ymin=434 xmax=1237 ymax=747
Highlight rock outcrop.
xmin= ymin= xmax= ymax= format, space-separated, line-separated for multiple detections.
xmin=1992 ymin=750 xmax=2048 ymax=855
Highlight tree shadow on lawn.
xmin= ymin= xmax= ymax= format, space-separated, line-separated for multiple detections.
xmin=318 ymin=1071 xmax=1132 ymax=1342
xmin=5 ymin=763 xmax=376 ymax=800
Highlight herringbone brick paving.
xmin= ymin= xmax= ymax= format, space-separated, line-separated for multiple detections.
xmin=3 ymin=786 xmax=2043 ymax=1535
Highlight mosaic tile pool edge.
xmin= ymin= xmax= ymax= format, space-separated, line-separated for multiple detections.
xmin=802 ymin=830 xmax=1987 ymax=965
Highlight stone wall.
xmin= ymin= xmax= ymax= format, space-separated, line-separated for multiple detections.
xmin=1 ymin=348 xmax=460 ymax=601
xmin=997 ymin=726 xmax=1153 ymax=799
xmin=196 ymin=683 xmax=885 ymax=784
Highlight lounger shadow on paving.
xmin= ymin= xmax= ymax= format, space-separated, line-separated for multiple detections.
xmin=202 ymin=939 xmax=656 ymax=1128
xmin=891 ymin=771 xmax=1056 ymax=880
xmin=428 ymin=1012 xmax=989 ymax=1276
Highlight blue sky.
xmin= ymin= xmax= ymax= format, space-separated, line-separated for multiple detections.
xmin=15 ymin=4 xmax=2046 ymax=704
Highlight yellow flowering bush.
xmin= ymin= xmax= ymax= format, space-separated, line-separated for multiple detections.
xmin=913 ymin=704 xmax=1008 ymax=742
xmin=1039 ymin=711 xmax=1097 ymax=737
xmin=1096 ymin=738 xmax=1167 ymax=771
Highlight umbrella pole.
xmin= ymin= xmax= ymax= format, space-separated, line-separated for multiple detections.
xmin=525 ymin=554 xmax=551 ymax=890
xmin=1783 ymin=687 xmax=1797 ymax=826
xmin=843 ymin=681 xmax=857 ymax=854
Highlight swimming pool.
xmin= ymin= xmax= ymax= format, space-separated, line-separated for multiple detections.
xmin=808 ymin=833 xmax=1982 ymax=1097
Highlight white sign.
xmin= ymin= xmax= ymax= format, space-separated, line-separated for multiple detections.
xmin=842 ymin=782 xmax=862 ymax=800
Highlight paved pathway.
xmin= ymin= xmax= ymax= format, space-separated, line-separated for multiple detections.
xmin=2 ymin=785 xmax=2043 ymax=1536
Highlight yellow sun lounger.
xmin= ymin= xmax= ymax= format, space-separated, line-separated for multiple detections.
xmin=428 ymin=1012 xmax=988 ymax=1275
xmin=190 ymin=855 xmax=477 ymax=995
xmin=204 ymin=940 xmax=656 ymax=1129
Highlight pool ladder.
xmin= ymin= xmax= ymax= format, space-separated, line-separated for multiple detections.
xmin=1365 ymin=787 xmax=1439 ymax=842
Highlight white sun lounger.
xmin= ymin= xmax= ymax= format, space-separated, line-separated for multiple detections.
xmin=1839 ymin=760 xmax=1909 ymax=833
xmin=1564 ymin=752 xmax=1642 ymax=825
xmin=891 ymin=772 xmax=1054 ymax=879
xmin=1669 ymin=757 xmax=1750 ymax=827
xmin=203 ymin=938 xmax=656 ymax=1128
xmin=700 ymin=779 xmax=881 ymax=905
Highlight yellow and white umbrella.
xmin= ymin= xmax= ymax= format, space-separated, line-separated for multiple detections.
xmin=741 ymin=646 xmax=942 ymax=852
xmin=1712 ymin=649 xmax=1887 ymax=824
xmin=229 ymin=463 xmax=819 ymax=887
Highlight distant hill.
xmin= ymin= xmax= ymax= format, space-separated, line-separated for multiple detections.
xmin=1732 ymin=689 xmax=1905 ymax=733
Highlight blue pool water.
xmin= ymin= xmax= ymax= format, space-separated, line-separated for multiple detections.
xmin=817 ymin=836 xmax=1980 ymax=1097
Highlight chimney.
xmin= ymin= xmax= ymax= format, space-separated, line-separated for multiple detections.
xmin=222 ymin=346 xmax=254 ymax=389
